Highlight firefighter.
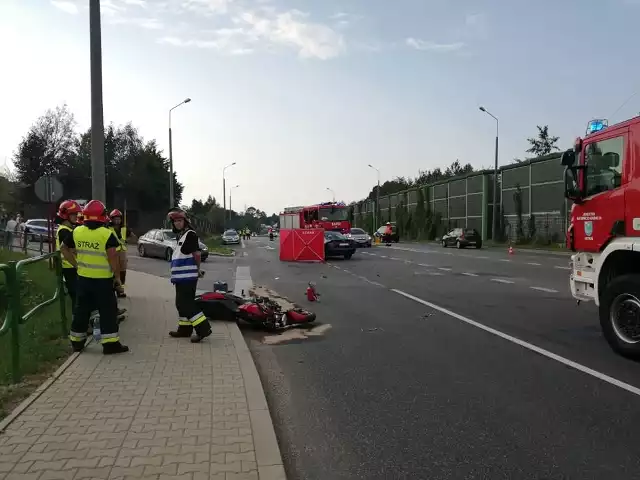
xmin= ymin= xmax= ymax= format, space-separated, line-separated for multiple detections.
xmin=62 ymin=200 xmax=129 ymax=355
xmin=55 ymin=200 xmax=82 ymax=306
xmin=108 ymin=209 xmax=129 ymax=298
xmin=167 ymin=209 xmax=212 ymax=343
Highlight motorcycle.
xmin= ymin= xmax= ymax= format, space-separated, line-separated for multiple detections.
xmin=195 ymin=291 xmax=316 ymax=331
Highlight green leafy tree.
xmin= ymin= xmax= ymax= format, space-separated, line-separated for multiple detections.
xmin=526 ymin=125 xmax=560 ymax=157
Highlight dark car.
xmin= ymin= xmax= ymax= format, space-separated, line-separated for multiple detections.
xmin=441 ymin=228 xmax=482 ymax=249
xmin=346 ymin=228 xmax=372 ymax=247
xmin=324 ymin=231 xmax=356 ymax=259
xmin=374 ymin=224 xmax=399 ymax=243
xmin=137 ymin=229 xmax=209 ymax=261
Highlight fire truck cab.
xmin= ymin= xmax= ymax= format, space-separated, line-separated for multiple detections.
xmin=563 ymin=116 xmax=640 ymax=357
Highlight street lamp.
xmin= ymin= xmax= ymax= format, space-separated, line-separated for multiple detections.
xmin=223 ymin=162 xmax=237 ymax=224
xmin=479 ymin=106 xmax=499 ymax=241
xmin=368 ymin=164 xmax=380 ymax=231
xmin=229 ymin=184 xmax=240 ymax=214
xmin=168 ymin=97 xmax=192 ymax=209
xmin=326 ymin=187 xmax=335 ymax=203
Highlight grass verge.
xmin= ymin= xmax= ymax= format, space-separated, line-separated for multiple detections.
xmin=203 ymin=235 xmax=234 ymax=256
xmin=0 ymin=250 xmax=72 ymax=420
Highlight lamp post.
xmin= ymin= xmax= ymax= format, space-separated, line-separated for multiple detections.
xmin=223 ymin=162 xmax=237 ymax=226
xmin=168 ymin=98 xmax=191 ymax=209
xmin=368 ymin=164 xmax=380 ymax=232
xmin=479 ymin=106 xmax=499 ymax=241
xmin=326 ymin=187 xmax=335 ymax=203
xmin=229 ymin=184 xmax=239 ymax=216
xmin=89 ymin=0 xmax=106 ymax=202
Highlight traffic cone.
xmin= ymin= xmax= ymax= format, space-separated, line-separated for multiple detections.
xmin=508 ymin=245 xmax=514 ymax=255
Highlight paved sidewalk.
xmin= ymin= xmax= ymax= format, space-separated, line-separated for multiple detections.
xmin=0 ymin=270 xmax=285 ymax=480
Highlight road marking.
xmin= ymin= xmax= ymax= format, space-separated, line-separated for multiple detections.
xmin=380 ymin=255 xmax=388 ymax=259
xmin=554 ymin=266 xmax=571 ymax=270
xmin=491 ymin=278 xmax=514 ymax=284
xmin=438 ymin=267 xmax=452 ymax=272
xmin=391 ymin=288 xmax=640 ymax=398
xmin=462 ymin=272 xmax=478 ymax=277
xmin=404 ymin=260 xmax=413 ymax=264
xmin=476 ymin=256 xmax=489 ymax=259
xmin=527 ymin=262 xmax=541 ymax=266
xmin=418 ymin=263 xmax=431 ymax=267
xmin=234 ymin=265 xmax=252 ymax=298
xmin=530 ymin=286 xmax=559 ymax=293
xmin=241 ymin=239 xmax=246 ymax=249
xmin=499 ymin=259 xmax=511 ymax=262
xmin=390 ymin=257 xmax=401 ymax=261
xmin=429 ymin=272 xmax=444 ymax=276
xmin=342 ymin=269 xmax=351 ymax=274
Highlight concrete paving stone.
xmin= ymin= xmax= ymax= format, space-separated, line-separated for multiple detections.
xmin=0 ymin=271 xmax=279 ymax=480
xmin=4 ymin=474 xmax=43 ymax=480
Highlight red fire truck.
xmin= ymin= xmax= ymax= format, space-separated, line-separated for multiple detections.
xmin=282 ymin=202 xmax=351 ymax=233
xmin=563 ymin=116 xmax=640 ymax=358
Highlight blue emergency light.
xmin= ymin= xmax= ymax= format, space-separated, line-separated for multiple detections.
xmin=586 ymin=119 xmax=608 ymax=135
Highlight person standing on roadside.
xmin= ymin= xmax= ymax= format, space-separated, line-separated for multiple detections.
xmin=55 ymin=200 xmax=83 ymax=307
xmin=62 ymin=200 xmax=129 ymax=355
xmin=108 ymin=209 xmax=131 ymax=298
xmin=167 ymin=208 xmax=212 ymax=343
xmin=4 ymin=215 xmax=17 ymax=251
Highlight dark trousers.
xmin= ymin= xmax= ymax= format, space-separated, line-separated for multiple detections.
xmin=62 ymin=268 xmax=77 ymax=306
xmin=175 ymin=281 xmax=210 ymax=334
xmin=70 ymin=277 xmax=119 ymax=343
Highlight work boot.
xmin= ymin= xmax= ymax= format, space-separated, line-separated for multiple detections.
xmin=71 ymin=340 xmax=86 ymax=353
xmin=102 ymin=342 xmax=129 ymax=355
xmin=169 ymin=325 xmax=193 ymax=338
xmin=191 ymin=323 xmax=213 ymax=343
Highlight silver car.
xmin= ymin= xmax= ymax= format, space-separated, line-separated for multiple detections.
xmin=222 ymin=229 xmax=240 ymax=245
xmin=137 ymin=229 xmax=209 ymax=261
xmin=346 ymin=228 xmax=372 ymax=247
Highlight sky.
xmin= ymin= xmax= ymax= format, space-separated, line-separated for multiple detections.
xmin=1 ymin=0 xmax=639 ymax=215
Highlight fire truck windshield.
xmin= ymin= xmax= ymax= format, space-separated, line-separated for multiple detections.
xmin=318 ymin=207 xmax=348 ymax=222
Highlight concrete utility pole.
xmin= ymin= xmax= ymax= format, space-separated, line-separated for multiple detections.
xmin=223 ymin=162 xmax=236 ymax=225
xmin=89 ymin=0 xmax=106 ymax=202
xmin=229 ymin=185 xmax=239 ymax=215
xmin=479 ymin=106 xmax=499 ymax=240
xmin=368 ymin=164 xmax=380 ymax=231
xmin=168 ymin=98 xmax=191 ymax=209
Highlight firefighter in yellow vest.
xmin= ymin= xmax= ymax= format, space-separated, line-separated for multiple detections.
xmin=61 ymin=200 xmax=129 ymax=355
xmin=109 ymin=209 xmax=129 ymax=297
xmin=55 ymin=200 xmax=82 ymax=306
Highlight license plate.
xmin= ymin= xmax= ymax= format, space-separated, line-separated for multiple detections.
xmin=339 ymin=243 xmax=349 ymax=247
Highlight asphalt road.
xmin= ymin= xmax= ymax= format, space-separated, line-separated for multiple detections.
xmin=236 ymin=237 xmax=640 ymax=480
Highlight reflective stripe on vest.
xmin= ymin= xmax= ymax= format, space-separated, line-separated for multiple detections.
xmin=73 ymin=225 xmax=114 ymax=279
xmin=110 ymin=226 xmax=127 ymax=252
xmin=170 ymin=230 xmax=199 ymax=284
xmin=56 ymin=224 xmax=74 ymax=269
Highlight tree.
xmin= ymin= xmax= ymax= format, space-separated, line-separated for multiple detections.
xmin=526 ymin=125 xmax=560 ymax=157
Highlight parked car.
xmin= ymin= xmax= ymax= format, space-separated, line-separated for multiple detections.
xmin=324 ymin=231 xmax=356 ymax=259
xmin=24 ymin=219 xmax=57 ymax=242
xmin=441 ymin=228 xmax=482 ymax=249
xmin=346 ymin=228 xmax=372 ymax=247
xmin=137 ymin=229 xmax=209 ymax=261
xmin=222 ymin=229 xmax=240 ymax=245
xmin=373 ymin=224 xmax=400 ymax=243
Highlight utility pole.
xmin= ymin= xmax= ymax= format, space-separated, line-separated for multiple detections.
xmin=89 ymin=0 xmax=105 ymax=202
xmin=479 ymin=106 xmax=500 ymax=241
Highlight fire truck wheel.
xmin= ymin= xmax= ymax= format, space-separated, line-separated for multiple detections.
xmin=599 ymin=274 xmax=640 ymax=359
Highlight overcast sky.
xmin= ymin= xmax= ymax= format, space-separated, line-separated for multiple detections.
xmin=1 ymin=0 xmax=639 ymax=215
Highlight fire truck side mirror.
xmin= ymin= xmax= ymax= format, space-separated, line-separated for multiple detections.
xmin=561 ymin=149 xmax=576 ymax=167
xmin=563 ymin=167 xmax=583 ymax=203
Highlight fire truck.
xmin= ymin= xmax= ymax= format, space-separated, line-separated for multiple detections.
xmin=281 ymin=202 xmax=351 ymax=233
xmin=563 ymin=116 xmax=640 ymax=358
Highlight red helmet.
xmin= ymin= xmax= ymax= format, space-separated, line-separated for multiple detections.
xmin=109 ymin=209 xmax=123 ymax=219
xmin=57 ymin=200 xmax=82 ymax=220
xmin=167 ymin=209 xmax=188 ymax=222
xmin=83 ymin=200 xmax=108 ymax=223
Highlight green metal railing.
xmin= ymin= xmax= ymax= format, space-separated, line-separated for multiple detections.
xmin=0 ymin=252 xmax=68 ymax=383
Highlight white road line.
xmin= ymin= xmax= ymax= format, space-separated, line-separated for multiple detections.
xmin=234 ymin=265 xmax=252 ymax=298
xmin=530 ymin=286 xmax=559 ymax=293
xmin=241 ymin=239 xmax=246 ymax=249
xmin=390 ymin=257 xmax=401 ymax=261
xmin=391 ymin=288 xmax=640 ymax=398
xmin=499 ymin=259 xmax=511 ymax=262
xmin=380 ymin=255 xmax=388 ymax=259
xmin=438 ymin=267 xmax=452 ymax=272
xmin=554 ymin=266 xmax=571 ymax=270
xmin=429 ymin=272 xmax=444 ymax=276
xmin=527 ymin=262 xmax=542 ymax=266
xmin=462 ymin=272 xmax=478 ymax=277
xmin=491 ymin=278 xmax=514 ymax=284
xmin=342 ymin=269 xmax=351 ymax=274
xmin=476 ymin=256 xmax=489 ymax=259
xmin=404 ymin=260 xmax=413 ymax=264
xmin=418 ymin=263 xmax=432 ymax=267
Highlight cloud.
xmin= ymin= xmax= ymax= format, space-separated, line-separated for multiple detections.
xmin=110 ymin=17 xmax=164 ymax=29
xmin=465 ymin=13 xmax=485 ymax=26
xmin=405 ymin=38 xmax=464 ymax=52
xmin=50 ymin=0 xmax=79 ymax=15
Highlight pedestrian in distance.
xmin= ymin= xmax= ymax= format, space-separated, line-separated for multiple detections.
xmin=62 ymin=200 xmax=129 ymax=355
xmin=167 ymin=208 xmax=212 ymax=343
xmin=55 ymin=200 xmax=83 ymax=307
xmin=3 ymin=214 xmax=17 ymax=251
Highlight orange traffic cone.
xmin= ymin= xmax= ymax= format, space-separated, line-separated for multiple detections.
xmin=508 ymin=245 xmax=514 ymax=255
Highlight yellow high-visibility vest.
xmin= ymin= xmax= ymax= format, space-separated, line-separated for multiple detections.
xmin=56 ymin=224 xmax=74 ymax=269
xmin=73 ymin=225 xmax=114 ymax=279
xmin=110 ymin=226 xmax=127 ymax=252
